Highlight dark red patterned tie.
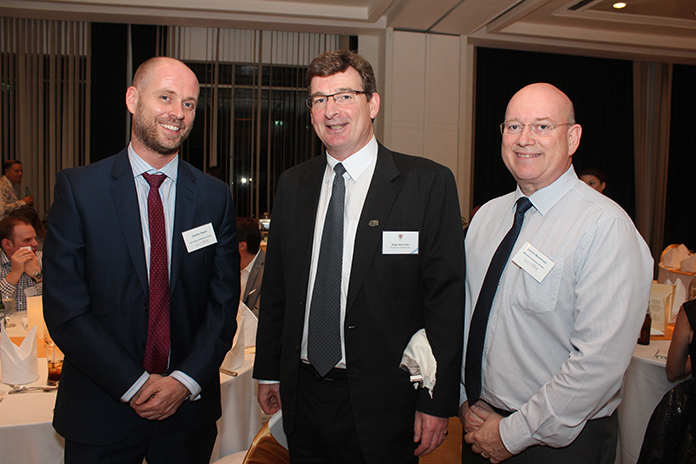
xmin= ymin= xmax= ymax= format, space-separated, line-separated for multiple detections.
xmin=142 ymin=173 xmax=170 ymax=374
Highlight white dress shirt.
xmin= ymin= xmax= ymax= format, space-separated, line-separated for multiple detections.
xmin=461 ymin=166 xmax=653 ymax=454
xmin=241 ymin=250 xmax=260 ymax=296
xmin=300 ymin=136 xmax=378 ymax=368
xmin=121 ymin=144 xmax=200 ymax=402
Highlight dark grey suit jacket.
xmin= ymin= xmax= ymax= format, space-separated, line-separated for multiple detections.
xmin=242 ymin=248 xmax=265 ymax=316
xmin=253 ymin=144 xmax=465 ymax=463
xmin=43 ymin=149 xmax=240 ymax=445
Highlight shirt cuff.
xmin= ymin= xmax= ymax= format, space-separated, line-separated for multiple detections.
xmin=257 ymin=379 xmax=280 ymax=384
xmin=499 ymin=412 xmax=537 ymax=455
xmin=170 ymin=370 xmax=201 ymax=401
xmin=121 ymin=371 xmax=149 ymax=403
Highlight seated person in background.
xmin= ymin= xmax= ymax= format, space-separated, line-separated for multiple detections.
xmin=0 ymin=215 xmax=42 ymax=312
xmin=238 ymin=217 xmax=265 ymax=317
xmin=9 ymin=207 xmax=46 ymax=251
xmin=579 ymin=168 xmax=607 ymax=194
xmin=666 ymin=300 xmax=696 ymax=382
xmin=1 ymin=160 xmax=34 ymax=217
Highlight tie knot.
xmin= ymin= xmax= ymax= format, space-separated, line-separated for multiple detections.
xmin=334 ymin=163 xmax=346 ymax=177
xmin=516 ymin=197 xmax=533 ymax=215
xmin=143 ymin=173 xmax=166 ymax=189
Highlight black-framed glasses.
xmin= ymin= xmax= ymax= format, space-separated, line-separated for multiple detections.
xmin=306 ymin=90 xmax=366 ymax=109
xmin=500 ymin=121 xmax=572 ymax=137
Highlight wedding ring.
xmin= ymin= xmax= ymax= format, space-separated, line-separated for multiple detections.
xmin=152 ymin=414 xmax=158 ymax=419
xmin=481 ymin=452 xmax=489 ymax=459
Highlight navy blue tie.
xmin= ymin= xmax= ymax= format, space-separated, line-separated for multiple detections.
xmin=308 ymin=163 xmax=346 ymax=377
xmin=465 ymin=197 xmax=533 ymax=404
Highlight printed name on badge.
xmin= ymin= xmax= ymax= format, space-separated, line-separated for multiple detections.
xmin=182 ymin=223 xmax=218 ymax=253
xmin=511 ymin=241 xmax=555 ymax=283
xmin=382 ymin=231 xmax=419 ymax=255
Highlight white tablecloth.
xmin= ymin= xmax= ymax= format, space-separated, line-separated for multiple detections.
xmin=616 ymin=340 xmax=680 ymax=464
xmin=0 ymin=333 xmax=262 ymax=464
xmin=0 ymin=356 xmax=64 ymax=464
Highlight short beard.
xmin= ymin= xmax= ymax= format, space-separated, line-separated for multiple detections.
xmin=133 ymin=116 xmax=193 ymax=156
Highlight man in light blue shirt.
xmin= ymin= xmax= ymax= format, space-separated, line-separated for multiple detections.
xmin=460 ymin=83 xmax=653 ymax=464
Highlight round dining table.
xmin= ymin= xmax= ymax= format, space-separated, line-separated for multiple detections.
xmin=1 ymin=322 xmax=263 ymax=464
xmin=616 ymin=338 xmax=682 ymax=464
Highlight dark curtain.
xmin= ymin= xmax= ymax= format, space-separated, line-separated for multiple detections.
xmin=664 ymin=64 xmax=696 ymax=251
xmin=474 ymin=47 xmax=635 ymax=220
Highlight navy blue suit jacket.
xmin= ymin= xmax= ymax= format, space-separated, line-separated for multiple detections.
xmin=43 ymin=149 xmax=240 ymax=445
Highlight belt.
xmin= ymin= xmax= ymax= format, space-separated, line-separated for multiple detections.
xmin=300 ymin=361 xmax=347 ymax=381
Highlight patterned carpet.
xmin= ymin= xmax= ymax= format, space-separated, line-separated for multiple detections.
xmin=421 ymin=417 xmax=462 ymax=464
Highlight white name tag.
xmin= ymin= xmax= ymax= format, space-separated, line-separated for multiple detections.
xmin=182 ymin=223 xmax=218 ymax=253
xmin=511 ymin=241 xmax=555 ymax=283
xmin=382 ymin=231 xmax=419 ymax=255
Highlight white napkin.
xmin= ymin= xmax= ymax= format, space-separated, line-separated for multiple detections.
xmin=221 ymin=314 xmax=245 ymax=371
xmin=0 ymin=324 xmax=39 ymax=385
xmin=399 ymin=328 xmax=437 ymax=398
xmin=238 ymin=302 xmax=258 ymax=348
xmin=663 ymin=247 xmax=683 ymax=269
xmin=666 ymin=278 xmax=688 ymax=322
xmin=681 ymin=254 xmax=696 ymax=273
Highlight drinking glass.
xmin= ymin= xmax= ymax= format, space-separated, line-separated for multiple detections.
xmin=2 ymin=298 xmax=16 ymax=328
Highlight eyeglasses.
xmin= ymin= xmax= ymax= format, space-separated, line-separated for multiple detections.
xmin=500 ymin=122 xmax=572 ymax=137
xmin=306 ymin=90 xmax=367 ymax=109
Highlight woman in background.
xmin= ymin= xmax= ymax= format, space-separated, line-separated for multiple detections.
xmin=666 ymin=300 xmax=696 ymax=382
xmin=579 ymin=168 xmax=607 ymax=194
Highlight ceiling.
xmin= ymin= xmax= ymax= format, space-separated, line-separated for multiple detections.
xmin=1 ymin=0 xmax=695 ymax=63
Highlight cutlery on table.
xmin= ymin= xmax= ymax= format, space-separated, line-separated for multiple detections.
xmin=7 ymin=385 xmax=58 ymax=394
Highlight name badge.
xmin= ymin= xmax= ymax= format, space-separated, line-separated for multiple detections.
xmin=382 ymin=231 xmax=419 ymax=255
xmin=182 ymin=223 xmax=218 ymax=253
xmin=511 ymin=241 xmax=555 ymax=283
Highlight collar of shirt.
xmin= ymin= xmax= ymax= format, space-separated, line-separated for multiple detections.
xmin=0 ymin=250 xmax=10 ymax=268
xmin=243 ymin=250 xmax=260 ymax=274
xmin=515 ymin=165 xmax=578 ymax=217
xmin=324 ymin=136 xmax=378 ymax=185
xmin=127 ymin=143 xmax=180 ymax=181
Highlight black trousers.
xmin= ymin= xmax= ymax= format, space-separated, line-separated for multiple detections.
xmin=287 ymin=362 xmax=419 ymax=464
xmin=462 ymin=410 xmax=618 ymax=464
xmin=64 ymin=416 xmax=217 ymax=464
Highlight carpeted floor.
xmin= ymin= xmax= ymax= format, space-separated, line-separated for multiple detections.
xmin=421 ymin=417 xmax=462 ymax=464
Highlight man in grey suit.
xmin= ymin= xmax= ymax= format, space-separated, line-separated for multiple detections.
xmin=238 ymin=216 xmax=265 ymax=316
xmin=253 ymin=50 xmax=466 ymax=464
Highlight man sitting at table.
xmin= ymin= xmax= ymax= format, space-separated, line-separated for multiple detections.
xmin=460 ymin=83 xmax=654 ymax=463
xmin=238 ymin=217 xmax=265 ymax=317
xmin=0 ymin=215 xmax=42 ymax=313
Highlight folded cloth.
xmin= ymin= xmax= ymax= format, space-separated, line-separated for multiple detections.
xmin=663 ymin=247 xmax=684 ymax=269
xmin=399 ymin=328 xmax=437 ymax=398
xmin=1 ymin=324 xmax=39 ymax=385
xmin=221 ymin=313 xmax=246 ymax=371
xmin=666 ymin=278 xmax=688 ymax=322
xmin=238 ymin=301 xmax=258 ymax=348
xmin=682 ymin=254 xmax=696 ymax=273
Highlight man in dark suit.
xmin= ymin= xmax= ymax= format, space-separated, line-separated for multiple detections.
xmin=43 ymin=57 xmax=239 ymax=464
xmin=238 ymin=216 xmax=265 ymax=316
xmin=253 ymin=50 xmax=465 ymax=464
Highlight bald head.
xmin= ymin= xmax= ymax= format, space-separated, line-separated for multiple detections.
xmin=501 ymin=83 xmax=582 ymax=195
xmin=507 ymin=83 xmax=575 ymax=125
xmin=132 ymin=57 xmax=198 ymax=94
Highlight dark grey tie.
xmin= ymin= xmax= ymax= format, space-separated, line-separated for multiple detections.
xmin=308 ymin=163 xmax=346 ymax=377
xmin=465 ymin=197 xmax=533 ymax=404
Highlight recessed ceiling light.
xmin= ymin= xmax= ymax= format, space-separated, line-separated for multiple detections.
xmin=613 ymin=2 xmax=627 ymax=8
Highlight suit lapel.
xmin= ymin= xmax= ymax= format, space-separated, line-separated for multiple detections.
xmin=111 ymin=150 xmax=148 ymax=294
xmin=295 ymin=158 xmax=325 ymax=299
xmin=170 ymin=161 xmax=198 ymax=293
xmin=347 ymin=145 xmax=401 ymax=311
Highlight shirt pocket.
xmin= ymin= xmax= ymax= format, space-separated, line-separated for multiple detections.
xmin=508 ymin=257 xmax=563 ymax=314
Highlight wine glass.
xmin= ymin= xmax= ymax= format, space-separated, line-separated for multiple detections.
xmin=2 ymin=298 xmax=16 ymax=328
